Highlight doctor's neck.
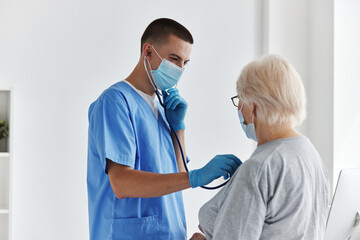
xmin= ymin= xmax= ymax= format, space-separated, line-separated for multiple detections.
xmin=126 ymin=59 xmax=157 ymax=97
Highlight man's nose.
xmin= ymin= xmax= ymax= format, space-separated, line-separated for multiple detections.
xmin=178 ymin=61 xmax=185 ymax=69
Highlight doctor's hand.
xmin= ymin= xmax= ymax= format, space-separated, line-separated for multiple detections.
xmin=189 ymin=154 xmax=242 ymax=188
xmin=162 ymin=88 xmax=187 ymax=131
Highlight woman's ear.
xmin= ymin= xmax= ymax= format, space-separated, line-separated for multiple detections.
xmin=251 ymin=102 xmax=257 ymax=117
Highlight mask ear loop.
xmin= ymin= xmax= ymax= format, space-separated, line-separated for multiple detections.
xmin=151 ymin=45 xmax=163 ymax=60
xmin=240 ymin=102 xmax=244 ymax=111
xmin=250 ymin=103 xmax=255 ymax=124
xmin=241 ymin=102 xmax=256 ymax=126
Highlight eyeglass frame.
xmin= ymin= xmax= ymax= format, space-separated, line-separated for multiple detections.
xmin=231 ymin=95 xmax=239 ymax=107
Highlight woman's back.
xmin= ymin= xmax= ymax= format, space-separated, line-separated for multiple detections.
xmin=199 ymin=136 xmax=330 ymax=240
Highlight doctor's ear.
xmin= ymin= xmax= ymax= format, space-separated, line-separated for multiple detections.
xmin=142 ymin=43 xmax=152 ymax=59
xmin=144 ymin=51 xmax=151 ymax=61
xmin=144 ymin=49 xmax=152 ymax=60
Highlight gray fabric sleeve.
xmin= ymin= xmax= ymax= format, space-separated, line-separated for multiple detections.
xmin=211 ymin=161 xmax=268 ymax=240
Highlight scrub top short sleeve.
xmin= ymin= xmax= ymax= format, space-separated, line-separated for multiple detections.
xmin=89 ymin=89 xmax=136 ymax=172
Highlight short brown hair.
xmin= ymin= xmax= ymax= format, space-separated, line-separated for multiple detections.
xmin=140 ymin=18 xmax=193 ymax=53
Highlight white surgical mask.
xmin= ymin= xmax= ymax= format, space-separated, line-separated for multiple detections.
xmin=238 ymin=103 xmax=257 ymax=142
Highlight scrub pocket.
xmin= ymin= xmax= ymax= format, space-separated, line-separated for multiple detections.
xmin=111 ymin=215 xmax=160 ymax=240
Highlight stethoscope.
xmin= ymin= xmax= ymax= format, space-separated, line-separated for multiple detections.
xmin=144 ymin=55 xmax=229 ymax=189
xmin=154 ymin=89 xmax=229 ymax=190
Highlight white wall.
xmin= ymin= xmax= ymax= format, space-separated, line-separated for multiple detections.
xmin=308 ymin=0 xmax=335 ymax=190
xmin=334 ymin=0 xmax=360 ymax=188
xmin=0 ymin=0 xmax=261 ymax=239
xmin=1 ymin=0 xmax=358 ymax=239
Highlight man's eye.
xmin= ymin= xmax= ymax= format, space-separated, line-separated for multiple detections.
xmin=170 ymin=57 xmax=179 ymax=62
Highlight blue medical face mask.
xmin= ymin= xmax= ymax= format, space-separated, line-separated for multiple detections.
xmin=238 ymin=104 xmax=258 ymax=142
xmin=146 ymin=46 xmax=184 ymax=91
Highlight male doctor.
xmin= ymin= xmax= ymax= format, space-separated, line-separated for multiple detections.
xmin=87 ymin=18 xmax=241 ymax=239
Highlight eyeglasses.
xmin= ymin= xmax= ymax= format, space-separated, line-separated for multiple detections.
xmin=231 ymin=95 xmax=239 ymax=107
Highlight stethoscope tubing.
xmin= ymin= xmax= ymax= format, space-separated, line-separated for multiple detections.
xmin=155 ymin=90 xmax=229 ymax=190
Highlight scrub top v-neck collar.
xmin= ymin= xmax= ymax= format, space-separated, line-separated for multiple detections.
xmin=123 ymin=80 xmax=159 ymax=119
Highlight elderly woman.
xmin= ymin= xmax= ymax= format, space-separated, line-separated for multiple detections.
xmin=191 ymin=54 xmax=330 ymax=240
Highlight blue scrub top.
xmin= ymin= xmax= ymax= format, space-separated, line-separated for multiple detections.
xmin=87 ymin=81 xmax=187 ymax=240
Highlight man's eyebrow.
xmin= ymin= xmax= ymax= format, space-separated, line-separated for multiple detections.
xmin=169 ymin=53 xmax=190 ymax=63
xmin=169 ymin=53 xmax=183 ymax=60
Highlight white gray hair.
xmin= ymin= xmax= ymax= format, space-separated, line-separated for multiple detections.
xmin=236 ymin=54 xmax=306 ymax=127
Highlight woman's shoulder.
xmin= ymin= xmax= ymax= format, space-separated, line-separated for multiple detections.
xmin=241 ymin=136 xmax=317 ymax=177
xmin=251 ymin=136 xmax=314 ymax=160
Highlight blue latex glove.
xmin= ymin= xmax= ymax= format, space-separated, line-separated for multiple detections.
xmin=189 ymin=154 xmax=242 ymax=188
xmin=162 ymin=88 xmax=188 ymax=131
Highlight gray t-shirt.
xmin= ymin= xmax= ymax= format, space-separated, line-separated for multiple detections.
xmin=199 ymin=136 xmax=330 ymax=240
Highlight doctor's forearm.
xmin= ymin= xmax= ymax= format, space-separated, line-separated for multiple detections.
xmin=172 ymin=129 xmax=187 ymax=172
xmin=108 ymin=164 xmax=191 ymax=199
